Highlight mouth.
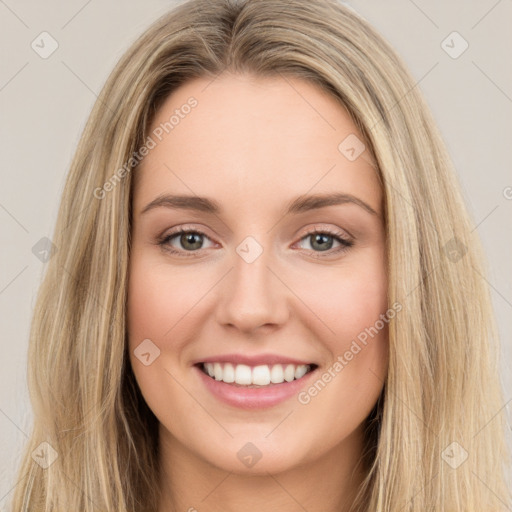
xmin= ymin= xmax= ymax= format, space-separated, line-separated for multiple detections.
xmin=195 ymin=362 xmax=318 ymax=388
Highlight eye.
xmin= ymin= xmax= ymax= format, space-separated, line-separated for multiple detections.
xmin=295 ymin=227 xmax=353 ymax=255
xmin=158 ymin=228 xmax=215 ymax=257
xmin=157 ymin=225 xmax=353 ymax=258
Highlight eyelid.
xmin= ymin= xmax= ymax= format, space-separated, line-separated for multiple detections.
xmin=159 ymin=223 xmax=216 ymax=241
xmin=157 ymin=224 xmax=218 ymax=252
xmin=294 ymin=223 xmax=352 ymax=242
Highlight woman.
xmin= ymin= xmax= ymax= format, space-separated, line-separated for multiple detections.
xmin=10 ymin=0 xmax=510 ymax=510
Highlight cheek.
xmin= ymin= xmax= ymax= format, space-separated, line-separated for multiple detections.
xmin=296 ymin=285 xmax=388 ymax=445
xmin=126 ymin=254 xmax=197 ymax=403
xmin=127 ymin=256 xmax=204 ymax=345
xmin=303 ymin=249 xmax=388 ymax=349
xmin=126 ymin=255 xmax=204 ymax=424
xmin=299 ymin=249 xmax=389 ymax=402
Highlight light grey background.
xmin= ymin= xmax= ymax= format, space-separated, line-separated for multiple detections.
xmin=1 ymin=0 xmax=511 ymax=506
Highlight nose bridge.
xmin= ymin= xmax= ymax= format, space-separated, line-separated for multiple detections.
xmin=216 ymin=235 xmax=288 ymax=332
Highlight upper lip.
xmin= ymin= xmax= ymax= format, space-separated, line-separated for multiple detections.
xmin=192 ymin=353 xmax=317 ymax=367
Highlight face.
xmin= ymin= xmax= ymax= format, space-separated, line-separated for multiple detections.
xmin=127 ymin=72 xmax=388 ymax=476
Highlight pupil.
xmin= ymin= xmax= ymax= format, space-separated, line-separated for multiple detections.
xmin=182 ymin=233 xmax=202 ymax=250
xmin=312 ymin=234 xmax=332 ymax=251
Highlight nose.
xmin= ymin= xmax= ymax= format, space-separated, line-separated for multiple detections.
xmin=215 ymin=243 xmax=290 ymax=334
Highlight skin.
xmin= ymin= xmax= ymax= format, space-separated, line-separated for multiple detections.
xmin=127 ymin=72 xmax=388 ymax=512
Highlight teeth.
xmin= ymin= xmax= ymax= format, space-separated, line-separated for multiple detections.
xmin=284 ymin=364 xmax=295 ymax=382
xmin=214 ymin=362 xmax=223 ymax=381
xmin=295 ymin=365 xmax=308 ymax=379
xmin=270 ymin=364 xmax=284 ymax=383
xmin=223 ymin=363 xmax=235 ymax=383
xmin=201 ymin=362 xmax=313 ymax=386
xmin=205 ymin=363 xmax=215 ymax=377
xmin=235 ymin=364 xmax=252 ymax=385
xmin=252 ymin=365 xmax=271 ymax=386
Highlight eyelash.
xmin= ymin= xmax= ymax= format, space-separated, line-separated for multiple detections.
xmin=156 ymin=225 xmax=354 ymax=259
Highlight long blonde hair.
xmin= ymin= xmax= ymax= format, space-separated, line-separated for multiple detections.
xmin=10 ymin=0 xmax=510 ymax=510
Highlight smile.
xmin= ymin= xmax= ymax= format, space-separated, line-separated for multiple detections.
xmin=199 ymin=362 xmax=316 ymax=387
xmin=194 ymin=361 xmax=319 ymax=409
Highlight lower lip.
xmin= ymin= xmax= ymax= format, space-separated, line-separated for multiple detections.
xmin=195 ymin=365 xmax=317 ymax=409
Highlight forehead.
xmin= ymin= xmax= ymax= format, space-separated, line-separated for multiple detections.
xmin=134 ymin=72 xmax=381 ymax=216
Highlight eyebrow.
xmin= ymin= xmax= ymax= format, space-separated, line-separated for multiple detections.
xmin=140 ymin=192 xmax=379 ymax=217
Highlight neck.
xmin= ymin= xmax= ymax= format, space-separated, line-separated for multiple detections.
xmin=157 ymin=425 xmax=367 ymax=512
